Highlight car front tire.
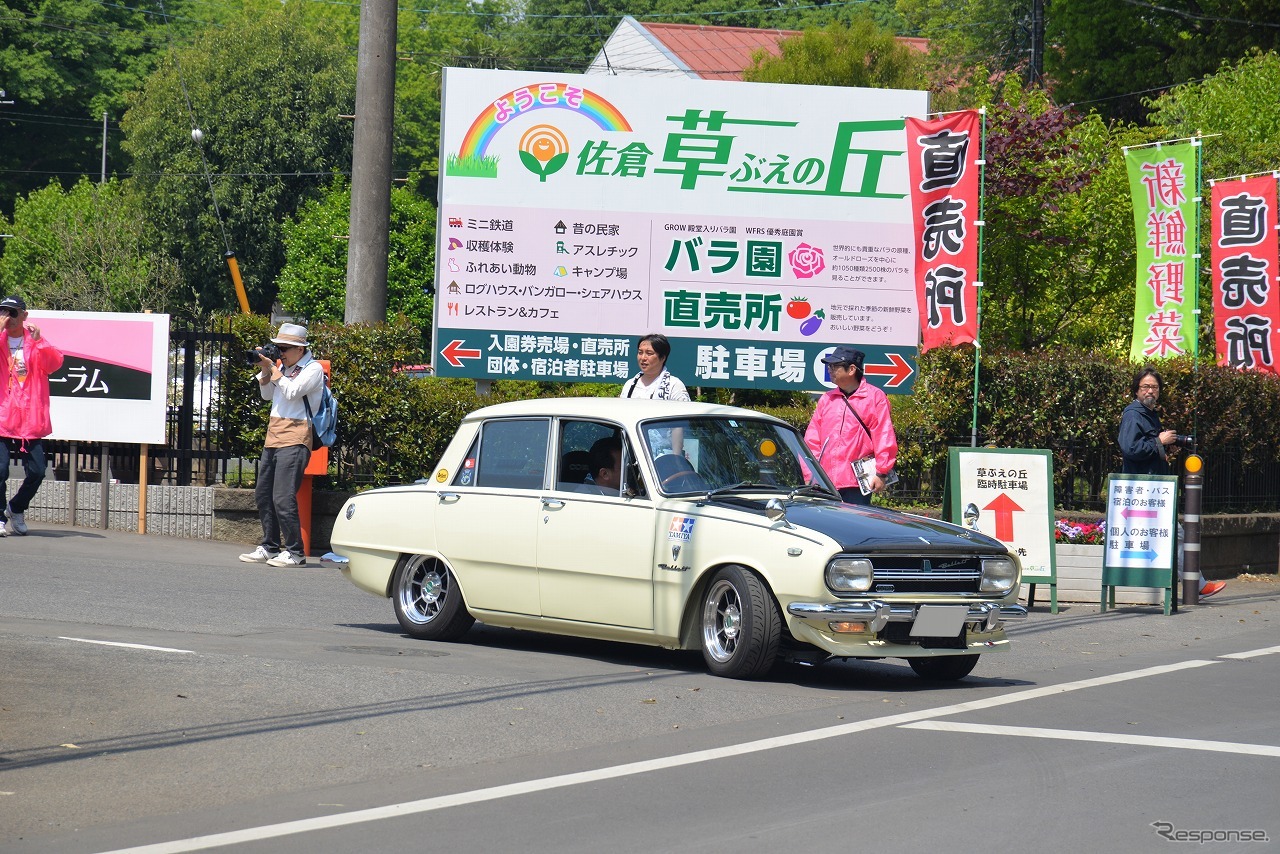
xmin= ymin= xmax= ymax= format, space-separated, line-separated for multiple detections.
xmin=908 ymin=654 xmax=980 ymax=681
xmin=700 ymin=565 xmax=781 ymax=679
xmin=392 ymin=555 xmax=475 ymax=641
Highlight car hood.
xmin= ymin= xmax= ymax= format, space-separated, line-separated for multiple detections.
xmin=713 ymin=497 xmax=1009 ymax=555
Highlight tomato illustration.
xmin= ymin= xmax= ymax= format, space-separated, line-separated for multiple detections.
xmin=799 ymin=309 xmax=825 ymax=336
xmin=786 ymin=297 xmax=811 ymax=320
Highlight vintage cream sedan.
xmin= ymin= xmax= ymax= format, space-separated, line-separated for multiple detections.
xmin=325 ymin=398 xmax=1025 ymax=681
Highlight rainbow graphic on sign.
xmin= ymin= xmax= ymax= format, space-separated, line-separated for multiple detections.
xmin=448 ymin=82 xmax=632 ymax=178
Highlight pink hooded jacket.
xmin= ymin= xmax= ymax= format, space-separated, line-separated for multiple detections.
xmin=804 ymin=380 xmax=898 ymax=491
xmin=0 ymin=329 xmax=65 ymax=441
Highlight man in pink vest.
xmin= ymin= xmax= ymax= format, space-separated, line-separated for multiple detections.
xmin=0 ymin=295 xmax=65 ymax=536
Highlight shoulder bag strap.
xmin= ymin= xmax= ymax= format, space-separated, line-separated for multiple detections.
xmin=839 ymin=389 xmax=874 ymax=442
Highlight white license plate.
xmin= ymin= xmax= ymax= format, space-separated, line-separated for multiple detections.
xmin=909 ymin=605 xmax=968 ymax=638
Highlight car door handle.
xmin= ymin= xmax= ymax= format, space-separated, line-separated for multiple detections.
xmin=541 ymin=498 xmax=565 ymax=509
xmin=438 ymin=492 xmax=461 ymax=503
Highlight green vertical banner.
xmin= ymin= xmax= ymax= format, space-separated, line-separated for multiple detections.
xmin=1125 ymin=142 xmax=1200 ymax=361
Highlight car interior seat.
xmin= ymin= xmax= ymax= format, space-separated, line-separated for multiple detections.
xmin=559 ymin=450 xmax=592 ymax=486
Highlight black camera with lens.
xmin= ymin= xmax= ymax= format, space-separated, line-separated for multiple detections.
xmin=1174 ymin=433 xmax=1195 ymax=450
xmin=243 ymin=342 xmax=282 ymax=366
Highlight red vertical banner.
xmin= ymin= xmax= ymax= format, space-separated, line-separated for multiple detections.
xmin=1211 ymin=176 xmax=1280 ymax=373
xmin=906 ymin=111 xmax=981 ymax=351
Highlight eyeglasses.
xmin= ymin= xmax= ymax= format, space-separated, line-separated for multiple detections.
xmin=277 ymin=344 xmax=298 ymax=352
xmin=1138 ymin=383 xmax=1160 ymax=390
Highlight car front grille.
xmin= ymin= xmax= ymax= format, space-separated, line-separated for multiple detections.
xmin=867 ymin=555 xmax=983 ymax=595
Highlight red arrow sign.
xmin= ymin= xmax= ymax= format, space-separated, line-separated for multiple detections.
xmin=862 ymin=352 xmax=914 ymax=387
xmin=441 ymin=339 xmax=481 ymax=368
xmin=983 ymin=492 xmax=1024 ymax=542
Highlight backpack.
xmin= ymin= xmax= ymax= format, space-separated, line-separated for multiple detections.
xmin=303 ymin=381 xmax=338 ymax=450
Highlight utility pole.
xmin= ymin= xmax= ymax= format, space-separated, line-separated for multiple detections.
xmin=1027 ymin=0 xmax=1045 ymax=86
xmin=101 ymin=111 xmax=108 ymax=184
xmin=345 ymin=0 xmax=397 ymax=324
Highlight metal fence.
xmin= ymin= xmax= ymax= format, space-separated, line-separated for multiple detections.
xmin=43 ymin=320 xmax=244 ymax=489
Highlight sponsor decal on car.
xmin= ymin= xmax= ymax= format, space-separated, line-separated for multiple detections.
xmin=668 ymin=516 xmax=695 ymax=542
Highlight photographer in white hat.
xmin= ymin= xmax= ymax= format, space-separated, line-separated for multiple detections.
xmin=239 ymin=322 xmax=325 ymax=567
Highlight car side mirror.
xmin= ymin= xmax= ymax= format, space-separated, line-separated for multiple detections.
xmin=765 ymin=497 xmax=793 ymax=528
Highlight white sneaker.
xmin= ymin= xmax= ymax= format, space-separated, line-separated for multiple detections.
xmin=238 ymin=545 xmax=277 ymax=563
xmin=0 ymin=519 xmax=7 ymax=537
xmin=5 ymin=506 xmax=27 ymax=535
xmin=267 ymin=551 xmax=307 ymax=567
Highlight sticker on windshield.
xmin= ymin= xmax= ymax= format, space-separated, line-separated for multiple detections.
xmin=758 ymin=439 xmax=777 ymax=457
xmin=668 ymin=516 xmax=695 ymax=542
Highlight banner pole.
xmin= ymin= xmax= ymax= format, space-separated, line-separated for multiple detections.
xmin=970 ymin=107 xmax=988 ymax=448
xmin=1192 ymin=136 xmax=1203 ymax=442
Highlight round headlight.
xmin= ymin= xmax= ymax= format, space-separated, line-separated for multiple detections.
xmin=826 ymin=557 xmax=873 ymax=593
xmin=980 ymin=556 xmax=1018 ymax=593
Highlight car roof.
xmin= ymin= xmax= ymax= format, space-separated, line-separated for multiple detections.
xmin=465 ymin=397 xmax=788 ymax=427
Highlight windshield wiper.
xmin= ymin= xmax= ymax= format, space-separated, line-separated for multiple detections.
xmin=788 ymin=482 xmax=840 ymax=501
xmin=703 ymin=481 xmax=780 ymax=500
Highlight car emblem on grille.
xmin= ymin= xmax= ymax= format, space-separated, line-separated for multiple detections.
xmin=875 ymin=584 xmax=895 ymax=593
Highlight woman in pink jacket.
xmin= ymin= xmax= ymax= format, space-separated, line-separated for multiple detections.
xmin=0 ymin=295 xmax=65 ymax=536
xmin=804 ymin=346 xmax=897 ymax=505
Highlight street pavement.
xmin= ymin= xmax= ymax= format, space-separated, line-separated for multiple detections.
xmin=1 ymin=525 xmax=1277 ymax=853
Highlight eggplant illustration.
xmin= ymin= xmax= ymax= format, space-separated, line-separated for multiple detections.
xmin=799 ymin=309 xmax=825 ymax=336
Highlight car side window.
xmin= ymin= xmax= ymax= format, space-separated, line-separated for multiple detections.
xmin=555 ymin=420 xmax=645 ymax=498
xmin=461 ymin=419 xmax=550 ymax=490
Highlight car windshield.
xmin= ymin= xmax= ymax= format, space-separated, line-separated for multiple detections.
xmin=639 ymin=416 xmax=835 ymax=497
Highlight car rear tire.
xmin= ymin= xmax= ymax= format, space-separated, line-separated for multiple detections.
xmin=700 ymin=566 xmax=781 ymax=679
xmin=392 ymin=555 xmax=474 ymax=641
xmin=908 ymin=654 xmax=980 ymax=681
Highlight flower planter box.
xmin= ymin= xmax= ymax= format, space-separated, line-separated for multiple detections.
xmin=1020 ymin=544 xmax=1164 ymax=606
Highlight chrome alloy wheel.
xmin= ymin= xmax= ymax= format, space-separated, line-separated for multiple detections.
xmin=398 ymin=555 xmax=449 ymax=625
xmin=702 ymin=578 xmax=744 ymax=663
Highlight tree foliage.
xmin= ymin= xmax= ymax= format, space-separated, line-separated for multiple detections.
xmin=742 ymin=17 xmax=925 ymax=90
xmin=975 ymin=78 xmax=1154 ymax=352
xmin=1146 ymin=51 xmax=1280 ymax=181
xmin=1046 ymin=0 xmax=1280 ymax=122
xmin=0 ymin=0 xmax=183 ymax=214
xmin=276 ymin=179 xmax=436 ymax=336
xmin=0 ymin=177 xmax=182 ymax=314
xmin=120 ymin=6 xmax=354 ymax=315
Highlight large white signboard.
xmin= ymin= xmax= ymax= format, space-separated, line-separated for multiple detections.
xmin=28 ymin=311 xmax=170 ymax=445
xmin=434 ymin=69 xmax=929 ymax=392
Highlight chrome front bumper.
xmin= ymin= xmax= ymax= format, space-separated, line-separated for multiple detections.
xmin=787 ymin=600 xmax=1028 ymax=634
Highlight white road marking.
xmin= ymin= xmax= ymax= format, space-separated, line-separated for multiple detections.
xmin=92 ymin=658 xmax=1215 ymax=854
xmin=59 ymin=637 xmax=196 ymax=655
xmin=901 ymin=721 xmax=1280 ymax=757
xmin=1219 ymin=645 xmax=1280 ymax=660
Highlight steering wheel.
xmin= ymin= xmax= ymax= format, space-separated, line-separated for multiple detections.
xmin=661 ymin=470 xmax=704 ymax=492
xmin=655 ymin=454 xmax=701 ymax=492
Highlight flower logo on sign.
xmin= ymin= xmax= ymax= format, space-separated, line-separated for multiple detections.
xmin=519 ymin=124 xmax=570 ymax=182
xmin=788 ymin=243 xmax=826 ymax=278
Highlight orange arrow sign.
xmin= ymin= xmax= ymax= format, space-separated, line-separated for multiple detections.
xmin=983 ymin=492 xmax=1024 ymax=541
xmin=862 ymin=352 xmax=914 ymax=387
xmin=441 ymin=339 xmax=481 ymax=368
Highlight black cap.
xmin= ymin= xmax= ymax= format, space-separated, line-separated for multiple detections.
xmin=820 ymin=346 xmax=865 ymax=368
xmin=0 ymin=295 xmax=26 ymax=313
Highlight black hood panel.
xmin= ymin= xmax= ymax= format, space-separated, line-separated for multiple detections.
xmin=716 ymin=498 xmax=1009 ymax=555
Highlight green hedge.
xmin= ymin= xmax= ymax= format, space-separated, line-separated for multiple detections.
xmin=217 ymin=321 xmax=1280 ymax=498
